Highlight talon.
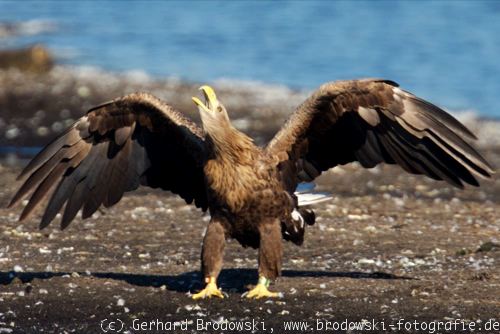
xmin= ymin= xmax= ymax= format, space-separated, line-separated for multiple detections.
xmin=246 ymin=284 xmax=280 ymax=299
xmin=245 ymin=276 xmax=281 ymax=299
xmin=192 ymin=277 xmax=224 ymax=300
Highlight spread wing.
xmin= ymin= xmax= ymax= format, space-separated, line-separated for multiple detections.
xmin=266 ymin=79 xmax=494 ymax=189
xmin=9 ymin=92 xmax=208 ymax=229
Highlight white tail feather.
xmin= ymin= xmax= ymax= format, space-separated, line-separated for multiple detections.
xmin=295 ymin=192 xmax=333 ymax=206
xmin=295 ymin=182 xmax=333 ymax=206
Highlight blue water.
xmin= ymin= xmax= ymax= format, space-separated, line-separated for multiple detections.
xmin=1 ymin=1 xmax=500 ymax=117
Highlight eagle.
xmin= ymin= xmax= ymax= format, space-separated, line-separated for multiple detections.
xmin=9 ymin=79 xmax=493 ymax=299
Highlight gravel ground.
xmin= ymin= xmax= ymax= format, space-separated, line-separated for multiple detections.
xmin=0 ymin=67 xmax=499 ymax=333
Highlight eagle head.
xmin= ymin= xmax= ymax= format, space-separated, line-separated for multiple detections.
xmin=192 ymin=85 xmax=231 ymax=134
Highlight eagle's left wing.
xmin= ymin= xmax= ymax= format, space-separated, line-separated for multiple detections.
xmin=266 ymin=79 xmax=494 ymax=188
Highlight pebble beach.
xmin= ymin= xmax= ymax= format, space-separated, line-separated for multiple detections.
xmin=0 ymin=55 xmax=499 ymax=333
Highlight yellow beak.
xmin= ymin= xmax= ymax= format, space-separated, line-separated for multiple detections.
xmin=192 ymin=85 xmax=218 ymax=112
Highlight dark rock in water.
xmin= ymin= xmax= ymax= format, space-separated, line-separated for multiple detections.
xmin=0 ymin=44 xmax=53 ymax=73
xmin=0 ymin=22 xmax=16 ymax=38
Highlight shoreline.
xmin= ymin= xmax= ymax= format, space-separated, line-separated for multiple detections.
xmin=1 ymin=65 xmax=500 ymax=154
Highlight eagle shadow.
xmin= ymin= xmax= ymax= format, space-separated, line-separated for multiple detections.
xmin=0 ymin=269 xmax=413 ymax=293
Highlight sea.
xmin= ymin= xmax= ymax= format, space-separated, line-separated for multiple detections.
xmin=0 ymin=1 xmax=500 ymax=118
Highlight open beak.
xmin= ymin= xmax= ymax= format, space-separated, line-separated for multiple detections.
xmin=192 ymin=85 xmax=219 ymax=113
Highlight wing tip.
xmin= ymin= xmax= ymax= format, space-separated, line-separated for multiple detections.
xmin=468 ymin=130 xmax=478 ymax=141
xmin=18 ymin=207 xmax=32 ymax=222
xmin=6 ymin=197 xmax=17 ymax=209
xmin=39 ymin=221 xmax=50 ymax=230
xmin=484 ymin=161 xmax=496 ymax=175
xmin=39 ymin=212 xmax=53 ymax=229
xmin=60 ymin=222 xmax=71 ymax=231
xmin=405 ymin=94 xmax=479 ymax=141
xmin=376 ymin=79 xmax=400 ymax=87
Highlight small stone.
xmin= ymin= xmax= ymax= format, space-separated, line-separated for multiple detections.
xmin=36 ymin=126 xmax=49 ymax=136
xmin=5 ymin=127 xmax=19 ymax=139
xmin=59 ymin=109 xmax=71 ymax=118
xmin=477 ymin=241 xmax=499 ymax=253
xmin=363 ymin=225 xmax=377 ymax=232
xmin=51 ymin=121 xmax=63 ymax=132
xmin=358 ymin=258 xmax=375 ymax=265
xmin=77 ymin=86 xmax=90 ymax=97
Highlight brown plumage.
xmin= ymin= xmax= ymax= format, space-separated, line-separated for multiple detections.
xmin=268 ymin=79 xmax=493 ymax=190
xmin=9 ymin=93 xmax=207 ymax=229
xmin=9 ymin=79 xmax=494 ymax=299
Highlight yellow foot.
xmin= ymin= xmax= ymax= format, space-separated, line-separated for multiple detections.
xmin=245 ymin=283 xmax=280 ymax=299
xmin=192 ymin=280 xmax=224 ymax=300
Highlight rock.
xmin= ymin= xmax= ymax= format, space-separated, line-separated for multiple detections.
xmin=0 ymin=45 xmax=53 ymax=73
xmin=12 ymin=265 xmax=23 ymax=273
xmin=476 ymin=241 xmax=499 ymax=253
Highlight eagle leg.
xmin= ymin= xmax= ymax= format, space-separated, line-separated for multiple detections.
xmin=245 ymin=220 xmax=283 ymax=299
xmin=192 ymin=218 xmax=227 ymax=299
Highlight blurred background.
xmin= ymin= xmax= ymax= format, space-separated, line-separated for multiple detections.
xmin=1 ymin=1 xmax=500 ymax=158
xmin=2 ymin=3 xmax=500 ymax=331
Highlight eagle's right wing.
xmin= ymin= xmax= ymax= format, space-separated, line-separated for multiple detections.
xmin=9 ymin=92 xmax=208 ymax=229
